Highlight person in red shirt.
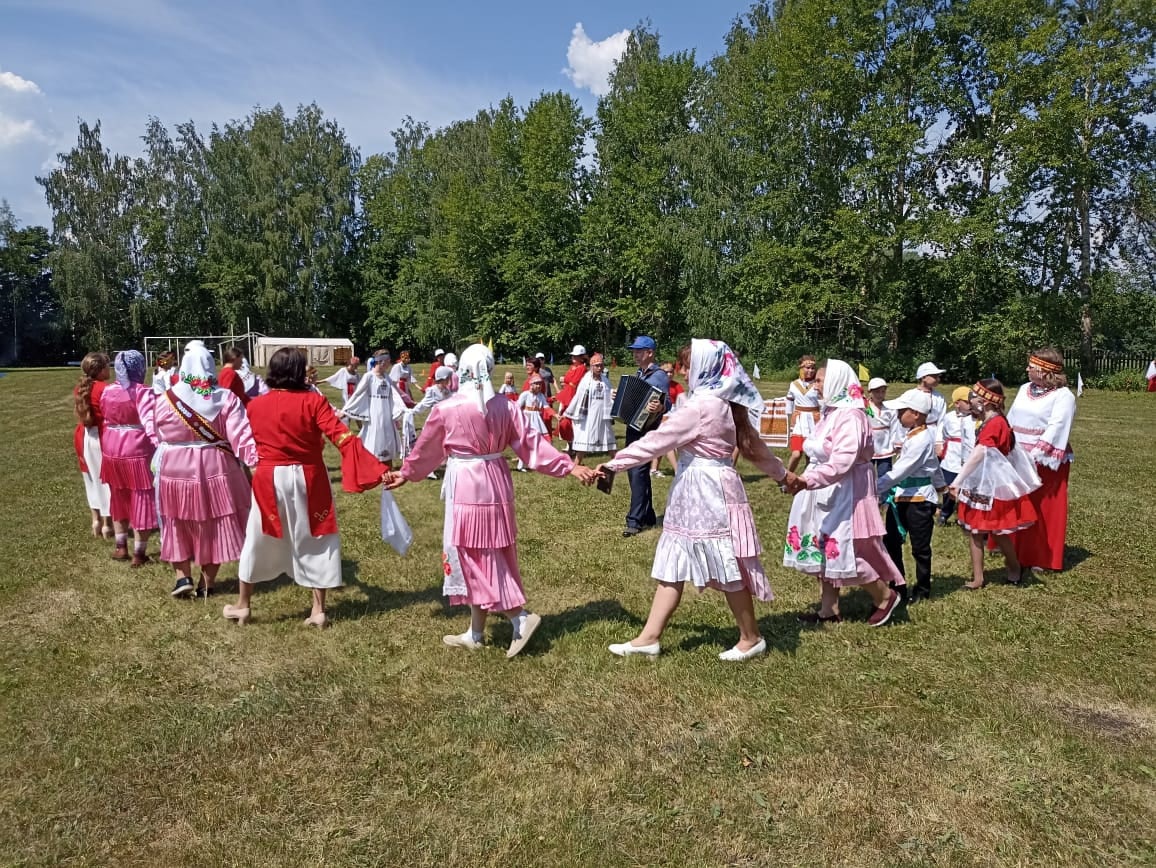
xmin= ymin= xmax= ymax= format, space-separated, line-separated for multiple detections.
xmin=650 ymin=360 xmax=685 ymax=477
xmin=74 ymin=351 xmax=113 ymax=539
xmin=553 ymin=345 xmax=589 ymax=447
xmin=422 ymin=349 xmax=447 ymax=391
xmin=223 ymin=348 xmax=388 ymax=628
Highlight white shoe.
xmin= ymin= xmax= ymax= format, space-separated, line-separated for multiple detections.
xmin=718 ymin=637 xmax=767 ymax=662
xmin=443 ymin=631 xmax=483 ymax=650
xmin=608 ymin=641 xmax=661 ymax=657
xmin=506 ymin=612 xmax=542 ymax=658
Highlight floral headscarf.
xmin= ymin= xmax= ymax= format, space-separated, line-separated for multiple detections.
xmin=457 ymin=343 xmax=496 ymax=415
xmin=687 ymin=339 xmax=764 ymax=416
xmin=822 ymin=359 xmax=866 ymax=411
xmin=172 ymin=340 xmax=229 ymax=420
xmin=114 ymin=350 xmax=146 ymax=388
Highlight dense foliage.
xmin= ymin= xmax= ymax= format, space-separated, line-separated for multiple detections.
xmin=3 ymin=0 xmax=1153 ymax=377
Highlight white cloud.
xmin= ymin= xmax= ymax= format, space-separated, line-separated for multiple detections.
xmin=0 ymin=69 xmax=42 ymax=94
xmin=0 ymin=112 xmax=48 ymax=147
xmin=563 ymin=22 xmax=630 ymax=97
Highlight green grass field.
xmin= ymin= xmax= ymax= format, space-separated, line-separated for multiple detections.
xmin=1 ymin=368 xmax=1153 ymax=866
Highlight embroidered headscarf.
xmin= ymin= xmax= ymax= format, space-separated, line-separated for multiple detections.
xmin=687 ymin=339 xmax=764 ymax=416
xmin=172 ymin=340 xmax=229 ymax=420
xmin=457 ymin=343 xmax=496 ymax=415
xmin=114 ymin=350 xmax=146 ymax=388
xmin=822 ymin=359 xmax=866 ymax=411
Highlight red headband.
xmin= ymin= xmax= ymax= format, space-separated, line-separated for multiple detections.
xmin=972 ymin=382 xmax=1004 ymax=407
xmin=1029 ymin=355 xmax=1063 ymax=374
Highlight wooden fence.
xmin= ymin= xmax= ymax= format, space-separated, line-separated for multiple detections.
xmin=1062 ymin=350 xmax=1154 ymax=376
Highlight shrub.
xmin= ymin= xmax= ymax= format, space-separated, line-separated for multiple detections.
xmin=1089 ymin=369 xmax=1148 ymax=392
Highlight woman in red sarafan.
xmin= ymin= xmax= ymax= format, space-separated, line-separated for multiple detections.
xmin=223 ymin=348 xmax=387 ymax=628
xmin=74 ymin=351 xmax=113 ymax=539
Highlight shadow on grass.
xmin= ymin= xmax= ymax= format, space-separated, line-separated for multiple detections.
xmin=677 ymin=611 xmax=805 ymax=656
xmin=313 ymin=560 xmax=447 ymax=622
xmin=503 ymin=598 xmax=643 ymax=656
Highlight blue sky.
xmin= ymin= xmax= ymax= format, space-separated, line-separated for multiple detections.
xmin=0 ymin=0 xmax=749 ymax=226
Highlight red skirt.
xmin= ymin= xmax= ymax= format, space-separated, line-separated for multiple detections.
xmin=958 ymin=495 xmax=1037 ymax=536
xmin=1012 ymin=462 xmax=1070 ymax=570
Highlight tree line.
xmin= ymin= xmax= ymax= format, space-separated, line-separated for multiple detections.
xmin=2 ymin=0 xmax=1153 ymax=378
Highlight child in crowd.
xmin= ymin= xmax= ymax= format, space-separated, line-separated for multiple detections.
xmin=499 ymin=371 xmax=518 ymax=400
xmin=866 ymin=377 xmax=896 ymax=475
xmin=952 ymin=380 xmax=1041 ymax=589
xmin=152 ymin=351 xmax=177 ymax=394
xmin=936 ymin=386 xmax=976 ymax=526
xmin=878 ymin=389 xmax=945 ymax=604
xmin=75 ymin=351 xmax=113 ymax=539
xmin=515 ymin=375 xmax=549 ymax=471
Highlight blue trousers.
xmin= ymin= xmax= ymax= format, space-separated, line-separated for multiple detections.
xmin=625 ymin=429 xmax=657 ymax=530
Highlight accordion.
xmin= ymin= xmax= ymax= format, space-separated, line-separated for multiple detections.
xmin=611 ymin=375 xmax=665 ymax=433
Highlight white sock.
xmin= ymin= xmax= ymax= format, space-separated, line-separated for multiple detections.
xmin=115 ymin=533 xmax=128 ymax=547
xmin=509 ymin=610 xmax=527 ymax=638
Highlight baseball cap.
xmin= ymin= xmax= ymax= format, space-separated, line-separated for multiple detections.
xmin=535 ymin=352 xmax=546 ymax=359
xmin=951 ymin=386 xmax=971 ymax=403
xmin=628 ymin=336 xmax=657 ymax=351
xmin=434 ymin=348 xmax=445 ymax=356
xmin=569 ymin=344 xmax=587 ymax=356
xmin=884 ymin=389 xmax=932 ymax=415
xmin=434 ymin=366 xmax=453 ymax=381
xmin=916 ymin=362 xmax=946 ymax=379
xmin=867 ymin=377 xmax=887 ymax=391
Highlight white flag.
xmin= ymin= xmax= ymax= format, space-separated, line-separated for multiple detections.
xmin=752 ymin=363 xmax=761 ymax=380
xmin=1077 ymin=372 xmax=1084 ymax=397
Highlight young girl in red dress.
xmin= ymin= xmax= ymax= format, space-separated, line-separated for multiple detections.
xmin=950 ymin=379 xmax=1041 ymax=589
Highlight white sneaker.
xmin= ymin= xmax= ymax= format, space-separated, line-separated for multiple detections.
xmin=443 ymin=631 xmax=483 ymax=650
xmin=506 ymin=612 xmax=542 ymax=658
xmin=608 ymin=641 xmax=661 ymax=657
xmin=718 ymin=637 xmax=767 ymax=662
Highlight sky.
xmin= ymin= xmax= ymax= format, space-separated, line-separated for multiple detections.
xmin=0 ymin=0 xmax=749 ymax=227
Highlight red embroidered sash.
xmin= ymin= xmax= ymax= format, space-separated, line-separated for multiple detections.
xmin=165 ymin=389 xmax=232 ymax=453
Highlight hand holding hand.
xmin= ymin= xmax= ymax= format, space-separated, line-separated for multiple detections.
xmin=382 ymin=470 xmax=407 ymax=491
xmin=570 ymin=464 xmax=599 ymax=485
xmin=782 ymin=472 xmax=807 ymax=495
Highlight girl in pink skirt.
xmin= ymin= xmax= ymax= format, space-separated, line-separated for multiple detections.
xmin=100 ymin=350 xmax=158 ymax=565
xmin=597 ymin=339 xmax=791 ymax=662
xmin=148 ymin=341 xmax=257 ymax=598
xmin=386 ymin=344 xmax=598 ymax=658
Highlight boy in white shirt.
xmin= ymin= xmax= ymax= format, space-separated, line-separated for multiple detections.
xmin=878 ymin=389 xmax=946 ymax=604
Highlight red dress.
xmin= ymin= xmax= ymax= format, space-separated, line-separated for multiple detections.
xmin=956 ymin=415 xmax=1038 ymax=535
xmin=73 ymin=380 xmax=107 ymax=472
xmin=246 ymin=389 xmax=387 ymax=539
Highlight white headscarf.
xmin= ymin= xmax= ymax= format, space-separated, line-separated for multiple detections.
xmin=687 ymin=338 xmax=764 ymax=416
xmin=172 ymin=340 xmax=230 ymax=420
xmin=443 ymin=352 xmax=458 ymax=370
xmin=457 ymin=343 xmax=495 ymax=415
xmin=821 ymin=359 xmax=866 ymax=411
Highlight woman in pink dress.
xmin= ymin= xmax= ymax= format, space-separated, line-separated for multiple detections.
xmin=783 ymin=360 xmax=904 ymax=626
xmin=597 ymin=339 xmax=791 ymax=662
xmin=148 ymin=340 xmax=257 ymax=598
xmin=385 ymin=344 xmax=597 ymax=658
xmin=99 ymin=350 xmax=158 ymax=565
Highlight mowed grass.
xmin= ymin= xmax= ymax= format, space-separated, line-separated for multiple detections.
xmin=1 ymin=367 xmax=1154 ymax=866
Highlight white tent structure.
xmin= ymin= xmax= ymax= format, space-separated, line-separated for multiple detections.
xmin=253 ymin=337 xmax=354 ymax=367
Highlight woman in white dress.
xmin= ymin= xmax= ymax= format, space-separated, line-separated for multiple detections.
xmin=598 ymin=340 xmax=790 ymax=661
xmin=340 ymin=350 xmax=404 ymax=465
xmin=564 ymin=352 xmax=616 ymax=465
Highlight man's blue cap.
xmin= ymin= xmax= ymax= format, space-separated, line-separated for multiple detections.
xmin=628 ymin=335 xmax=657 ymax=350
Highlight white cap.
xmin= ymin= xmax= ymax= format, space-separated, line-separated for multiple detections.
xmin=569 ymin=344 xmax=587 ymax=356
xmin=915 ymin=362 xmax=946 ymax=379
xmin=443 ymin=353 xmax=458 ymax=368
xmin=535 ymin=352 xmax=546 ymax=359
xmin=434 ymin=365 xmax=453 ymax=381
xmin=867 ymin=377 xmax=888 ymax=391
xmin=884 ymin=388 xmax=932 ymax=415
xmin=434 ymin=348 xmax=445 ymax=356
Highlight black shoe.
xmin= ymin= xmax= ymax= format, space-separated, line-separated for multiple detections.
xmin=194 ymin=584 xmax=216 ymax=599
xmin=171 ymin=576 xmax=195 ymax=598
xmin=623 ymin=526 xmax=642 ymax=538
xmin=908 ymin=586 xmax=931 ymax=604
